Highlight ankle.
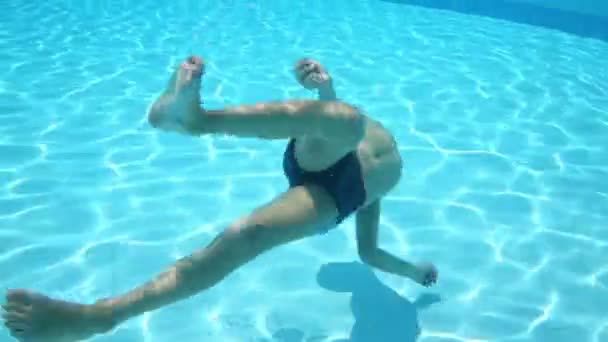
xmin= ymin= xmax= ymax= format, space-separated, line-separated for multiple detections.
xmin=185 ymin=107 xmax=211 ymax=135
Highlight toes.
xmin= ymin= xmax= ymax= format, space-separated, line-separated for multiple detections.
xmin=2 ymin=309 xmax=29 ymax=329
xmin=179 ymin=62 xmax=203 ymax=81
xmin=2 ymin=309 xmax=29 ymax=321
xmin=8 ymin=326 xmax=29 ymax=341
xmin=184 ymin=56 xmax=204 ymax=76
xmin=6 ymin=289 xmax=33 ymax=305
xmin=2 ymin=303 xmax=30 ymax=317
xmin=5 ymin=318 xmax=29 ymax=332
xmin=6 ymin=289 xmax=46 ymax=308
xmin=2 ymin=310 xmax=30 ymax=340
xmin=188 ymin=55 xmax=204 ymax=66
xmin=177 ymin=66 xmax=195 ymax=84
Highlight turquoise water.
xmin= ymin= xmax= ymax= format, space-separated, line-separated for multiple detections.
xmin=1 ymin=0 xmax=608 ymax=341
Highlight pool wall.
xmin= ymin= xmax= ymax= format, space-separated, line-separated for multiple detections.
xmin=381 ymin=0 xmax=608 ymax=41
xmin=512 ymin=0 xmax=608 ymax=18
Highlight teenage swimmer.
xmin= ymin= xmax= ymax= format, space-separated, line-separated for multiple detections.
xmin=1 ymin=56 xmax=438 ymax=341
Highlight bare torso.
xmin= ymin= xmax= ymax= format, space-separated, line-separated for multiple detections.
xmin=293 ymin=114 xmax=403 ymax=206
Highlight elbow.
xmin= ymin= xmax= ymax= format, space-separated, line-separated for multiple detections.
xmin=358 ymin=248 xmax=377 ymax=266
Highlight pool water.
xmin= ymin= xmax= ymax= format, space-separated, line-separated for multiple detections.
xmin=1 ymin=0 xmax=607 ymax=341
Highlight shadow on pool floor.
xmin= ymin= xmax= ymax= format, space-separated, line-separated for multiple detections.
xmin=271 ymin=261 xmax=441 ymax=342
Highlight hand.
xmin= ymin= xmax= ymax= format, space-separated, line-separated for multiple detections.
xmin=414 ymin=262 xmax=438 ymax=287
xmin=293 ymin=58 xmax=332 ymax=90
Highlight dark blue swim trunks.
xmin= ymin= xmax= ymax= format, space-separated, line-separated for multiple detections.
xmin=282 ymin=139 xmax=367 ymax=225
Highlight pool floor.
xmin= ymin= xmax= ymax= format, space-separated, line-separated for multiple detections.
xmin=1 ymin=0 xmax=607 ymax=341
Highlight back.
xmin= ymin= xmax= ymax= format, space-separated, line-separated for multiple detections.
xmin=294 ymin=116 xmax=403 ymax=205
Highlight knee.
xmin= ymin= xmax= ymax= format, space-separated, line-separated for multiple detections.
xmin=222 ymin=220 xmax=273 ymax=257
xmin=329 ymin=102 xmax=366 ymax=145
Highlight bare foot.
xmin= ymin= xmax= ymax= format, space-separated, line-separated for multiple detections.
xmin=147 ymin=55 xmax=206 ymax=134
xmin=1 ymin=289 xmax=114 ymax=342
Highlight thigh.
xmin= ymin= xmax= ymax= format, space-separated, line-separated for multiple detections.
xmin=234 ymin=183 xmax=339 ymax=248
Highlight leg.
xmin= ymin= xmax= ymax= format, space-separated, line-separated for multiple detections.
xmin=147 ymin=56 xmax=364 ymax=146
xmin=100 ymin=183 xmax=338 ymax=322
xmin=2 ymin=184 xmax=338 ymax=341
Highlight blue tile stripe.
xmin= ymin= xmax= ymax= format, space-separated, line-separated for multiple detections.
xmin=381 ymin=0 xmax=608 ymax=41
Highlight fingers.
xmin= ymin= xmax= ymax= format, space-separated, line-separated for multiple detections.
xmin=422 ymin=274 xmax=437 ymax=287
xmin=415 ymin=264 xmax=438 ymax=287
xmin=422 ymin=268 xmax=438 ymax=287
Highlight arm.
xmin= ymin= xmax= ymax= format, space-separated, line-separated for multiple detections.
xmin=355 ymin=200 xmax=422 ymax=281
